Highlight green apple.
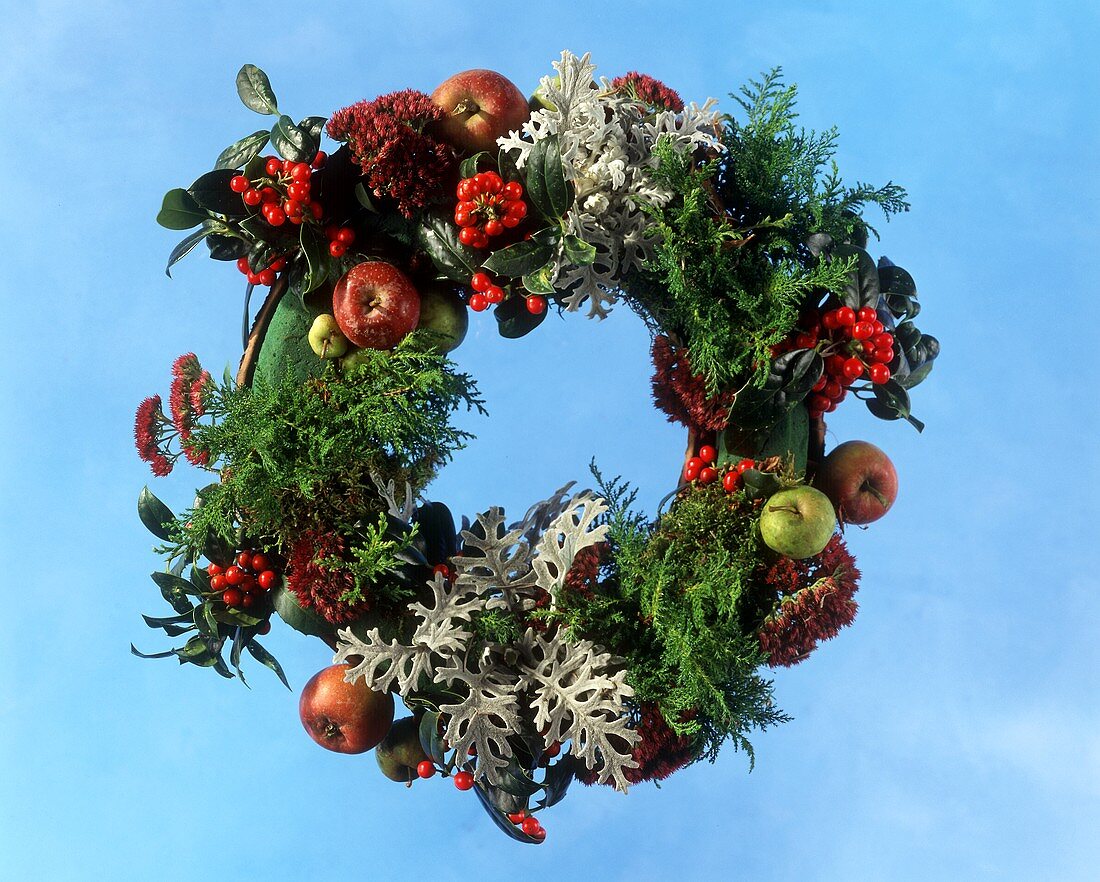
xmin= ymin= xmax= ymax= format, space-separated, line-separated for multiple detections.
xmin=339 ymin=347 xmax=371 ymax=372
xmin=375 ymin=715 xmax=431 ymax=783
xmin=308 ymin=313 xmax=349 ymax=359
xmin=759 ymin=486 xmax=836 ymax=559
xmin=530 ymin=75 xmax=562 ymax=111
xmin=415 ymin=284 xmax=468 ymax=354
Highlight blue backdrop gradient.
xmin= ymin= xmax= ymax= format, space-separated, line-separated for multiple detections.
xmin=1 ymin=1 xmax=1097 ymax=879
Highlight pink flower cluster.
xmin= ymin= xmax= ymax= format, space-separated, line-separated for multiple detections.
xmin=326 ymin=89 xmax=456 ymax=218
xmin=133 ymin=354 xmax=214 ymax=476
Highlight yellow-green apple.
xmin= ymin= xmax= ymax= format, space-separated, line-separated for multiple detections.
xmin=815 ymin=440 xmax=898 ymax=525
xmin=375 ymin=715 xmax=431 ymax=783
xmin=759 ymin=486 xmax=836 ymax=559
xmin=430 ymin=69 xmax=530 ymax=153
xmin=299 ymin=664 xmax=394 ymax=754
xmin=307 ymin=313 xmax=349 ymax=359
xmin=333 ymin=261 xmax=421 ymax=350
xmin=415 ymin=283 xmax=468 ymax=354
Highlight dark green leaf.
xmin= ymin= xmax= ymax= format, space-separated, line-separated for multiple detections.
xmin=834 ymin=244 xmax=880 ymax=309
xmin=419 ymin=711 xmax=447 ymax=765
xmin=142 ymin=611 xmax=195 ymax=630
xmin=190 ymin=565 xmax=211 ymax=593
xmin=211 ymin=654 xmax=236 ymax=679
xmin=459 ymin=151 xmax=489 ymax=178
xmin=497 ymin=148 xmax=522 ymax=183
xmin=212 ymin=607 xmax=265 ymax=628
xmin=236 ymin=64 xmax=279 ymax=116
xmin=538 ymin=753 xmax=577 ymax=808
xmin=728 ymin=349 xmax=823 ymax=431
xmin=246 ymin=239 xmax=275 ymax=274
xmin=473 ymin=784 xmax=539 ymax=844
xmin=297 ymin=116 xmax=326 ymax=142
xmin=215 ymin=129 xmax=271 ymax=170
xmin=157 ymin=188 xmax=206 ymax=230
xmin=165 ymin=227 xmax=211 ymax=277
xmin=138 ymin=487 xmax=175 ymax=540
xmin=741 ymin=468 xmax=785 ymax=500
xmin=271 ymin=115 xmax=316 ymax=163
xmin=482 ymin=239 xmax=554 ymax=278
xmin=156 ymin=573 xmax=194 ymax=615
xmin=205 ymin=233 xmax=249 ymax=261
xmin=189 ymin=169 xmax=247 ymax=215
xmin=194 ymin=603 xmax=219 ymax=638
xmin=522 ymin=265 xmax=556 ymax=294
xmin=299 ymin=225 xmax=328 ymax=293
xmin=271 ymin=583 xmax=333 ymax=637
xmin=490 ymin=758 xmax=541 ymax=798
xmin=230 ymin=627 xmax=249 ymax=686
xmin=130 ymin=644 xmax=177 ymax=660
xmin=151 ymin=571 xmax=203 ymax=598
xmin=878 ymin=262 xmax=917 ymax=298
xmin=494 ymin=293 xmax=547 ymax=339
xmin=562 ymin=235 xmax=596 ymax=266
xmin=175 ymin=636 xmax=220 ymax=666
xmin=866 ymin=379 xmax=924 ymax=431
xmin=245 ymin=640 xmax=291 ymax=689
xmin=525 ymin=135 xmax=573 ymax=220
xmin=354 ymin=182 xmax=377 ymax=212
xmin=418 ymin=214 xmax=479 ymax=282
xmin=757 ymin=403 xmax=810 ymax=475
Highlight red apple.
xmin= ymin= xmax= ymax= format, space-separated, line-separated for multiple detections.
xmin=332 ymin=261 xmax=420 ymax=350
xmin=815 ymin=440 xmax=899 ymax=525
xmin=299 ymin=664 xmax=394 ymax=754
xmin=430 ymin=69 xmax=530 ymax=153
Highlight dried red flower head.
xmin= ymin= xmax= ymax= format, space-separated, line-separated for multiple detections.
xmin=190 ymin=371 xmax=212 ymax=418
xmin=326 ymin=89 xmax=456 ymax=218
xmin=563 ymin=542 xmax=606 ymax=600
xmin=576 ymin=702 xmax=697 ymax=786
xmin=756 ymin=534 xmax=861 ymax=667
xmin=134 ymin=395 xmax=173 ymax=476
xmin=610 ymin=72 xmax=685 ymax=113
xmin=651 ymin=335 xmax=735 ymax=433
xmin=286 ymin=530 xmax=372 ymax=624
xmin=171 ymin=352 xmax=202 ymax=383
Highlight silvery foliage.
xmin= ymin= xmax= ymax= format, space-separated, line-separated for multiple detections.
xmin=369 ymin=472 xmax=416 ymax=523
xmin=497 ymin=50 xmax=721 ymax=318
xmin=335 ymin=488 xmax=639 ymax=790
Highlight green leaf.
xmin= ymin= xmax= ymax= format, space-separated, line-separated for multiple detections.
xmin=142 ymin=611 xmax=195 ymax=630
xmin=230 ymin=627 xmax=249 ymax=687
xmin=878 ymin=263 xmax=917 ymax=298
xmin=151 ymin=571 xmax=203 ymax=599
xmin=525 ymin=135 xmax=573 ymax=220
xmin=246 ymin=640 xmax=291 ymax=689
xmin=562 ymin=234 xmax=596 ymax=266
xmin=494 ymin=293 xmax=547 ymax=339
xmin=212 ymin=607 xmax=265 ymax=627
xmin=417 ymin=214 xmax=479 ymax=282
xmin=418 ymin=711 xmax=447 ymax=765
xmin=354 ymin=182 xmax=377 ymax=212
xmin=538 ymin=753 xmax=577 ymax=808
xmin=741 ymin=468 xmax=785 ymax=501
xmin=492 ymin=758 xmax=541 ymax=798
xmin=175 ymin=635 xmax=220 ymax=666
xmin=482 ymin=239 xmax=554 ymax=278
xmin=215 ymin=130 xmax=271 ymax=170
xmin=156 ymin=188 xmax=206 ymax=230
xmin=188 ymin=169 xmax=248 ymax=216
xmin=834 ymin=244 xmax=880 ymax=309
xmin=194 ymin=602 xmax=219 ymax=638
xmin=521 ymin=265 xmax=556 ymax=294
xmin=138 ymin=487 xmax=175 ymax=540
xmin=497 ymin=148 xmax=522 ymax=183
xmin=728 ymin=349 xmax=823 ymax=431
xmin=299 ymin=225 xmax=328 ymax=294
xmin=297 ymin=116 xmax=326 ymax=143
xmin=271 ymin=583 xmax=333 ymax=637
xmin=758 ymin=403 xmax=810 ymax=475
xmin=459 ymin=151 xmax=489 ymax=178
xmin=236 ymin=64 xmax=279 ymax=116
xmin=130 ymin=644 xmax=177 ymax=660
xmin=206 ymin=233 xmax=249 ymax=262
xmin=866 ymin=378 xmax=924 ymax=432
xmin=271 ymin=115 xmax=316 ymax=163
xmin=165 ymin=227 xmax=211 ymax=277
xmin=472 ymin=784 xmax=539 ymax=844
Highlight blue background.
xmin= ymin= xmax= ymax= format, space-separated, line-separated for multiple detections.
xmin=2 ymin=1 xmax=1097 ymax=879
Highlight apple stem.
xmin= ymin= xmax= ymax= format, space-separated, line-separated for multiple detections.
xmin=862 ymin=481 xmax=890 ymax=507
xmin=768 ymin=504 xmax=803 ymax=518
xmin=452 ymin=98 xmax=478 ymax=117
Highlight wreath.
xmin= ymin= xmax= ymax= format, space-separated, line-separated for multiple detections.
xmin=132 ymin=51 xmax=939 ymax=843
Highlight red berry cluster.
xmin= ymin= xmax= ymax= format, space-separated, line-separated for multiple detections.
xmin=682 ymin=446 xmax=758 ymax=493
xmin=235 ymin=254 xmax=286 ymax=287
xmin=776 ymin=305 xmax=896 ymax=418
xmin=415 ymin=760 xmax=475 ymax=792
xmin=323 ymin=223 xmax=356 ymax=258
xmin=467 ymin=271 xmax=546 ymax=315
xmin=506 ymin=810 xmax=547 ymax=843
xmin=454 ymin=172 xmax=527 ymax=249
xmin=208 ymin=550 xmax=279 ymax=616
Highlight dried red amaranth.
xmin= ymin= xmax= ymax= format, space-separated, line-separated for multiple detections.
xmin=286 ymin=530 xmax=372 ymax=624
xmin=650 ymin=335 xmax=735 ymax=433
xmin=577 ymin=703 xmax=697 ymax=786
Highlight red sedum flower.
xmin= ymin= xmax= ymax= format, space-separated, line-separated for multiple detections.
xmin=610 ymin=72 xmax=685 ymax=113
xmin=286 ymin=530 xmax=372 ymax=624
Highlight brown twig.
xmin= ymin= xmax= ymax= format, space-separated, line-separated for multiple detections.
xmin=235 ymin=276 xmax=288 ymax=389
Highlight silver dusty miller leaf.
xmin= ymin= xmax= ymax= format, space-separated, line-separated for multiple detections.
xmin=334 ymin=572 xmax=480 ymax=693
xmin=436 ymin=647 xmax=523 ymax=786
xmin=508 ymin=481 xmax=576 ymax=549
xmin=532 ymin=493 xmax=610 ymax=604
xmin=456 ymin=507 xmax=540 ymax=617
xmin=516 ymin=627 xmax=639 ymax=791
xmin=370 ymin=471 xmax=416 ymax=523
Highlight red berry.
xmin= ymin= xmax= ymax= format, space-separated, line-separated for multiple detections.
xmin=237 ymin=551 xmax=252 ymax=569
xmin=287 ymin=182 xmax=309 ymax=202
xmin=458 ymin=226 xmax=479 ymax=246
xmin=824 ymin=379 xmax=843 ymax=399
xmin=872 ymin=332 xmax=894 ymax=349
xmin=874 ymin=347 xmax=895 ymax=364
xmin=457 ymin=179 xmax=477 ymax=201
xmin=698 ymin=445 xmax=717 ymax=464
xmin=502 ymin=181 xmax=524 ymax=200
xmin=501 ymin=214 xmax=522 ymax=229
xmin=872 ymin=320 xmax=885 ymax=335
xmin=210 ymin=574 xmax=226 ymax=591
xmin=698 ymin=466 xmax=718 ymax=485
xmin=484 ymin=219 xmax=504 ymax=237
xmin=265 ymin=157 xmax=283 ymax=176
xmin=812 ymin=374 xmax=827 ymax=392
xmin=416 ymin=761 xmax=435 ymax=779
xmin=291 ymin=163 xmax=310 ymax=183
xmin=478 ymin=172 xmax=503 ymax=193
xmin=525 ymin=295 xmax=546 ymax=315
xmin=857 ymin=306 xmax=877 ymax=323
xmin=236 ymin=257 xmax=250 ymax=274
xmin=544 ymin=741 xmax=561 ymax=759
xmin=809 ymin=393 xmax=831 ymax=413
xmin=225 ymin=566 xmax=244 ymax=586
xmin=250 ymin=553 xmax=270 ymax=572
xmin=686 ymin=456 xmax=703 ymax=471
xmin=722 ymin=471 xmax=740 ymax=492
xmin=229 ymin=175 xmax=250 ymax=193
xmin=241 ymin=592 xmax=255 ymax=609
xmin=851 ymin=322 xmax=874 ymax=341
xmin=470 ymin=272 xmax=491 ymax=292
xmin=242 ymin=188 xmax=262 ymax=206
xmin=336 ymin=227 xmax=355 ymax=245
xmin=486 ymin=285 xmax=505 ymax=304
xmin=247 ymin=271 xmax=261 ymax=286
xmin=468 ymin=293 xmax=489 ymax=312
xmin=265 ymin=206 xmax=286 ymax=226
xmin=821 ymin=310 xmax=839 ymax=330
xmin=471 ymin=231 xmax=490 ymax=249
xmin=260 ymin=187 xmax=278 ymax=204
xmin=208 ymin=562 xmax=224 ymax=576
xmin=309 ymin=201 xmax=324 ymax=219
xmin=282 ymin=159 xmax=295 ymax=174
xmin=825 ymin=354 xmax=847 ymax=376
xmin=836 ymin=306 xmax=856 ymax=326
xmin=531 ymin=828 xmax=546 ymax=843
xmin=329 ymin=241 xmax=347 ymax=258
xmin=736 ymin=458 xmax=755 ymax=474
xmin=258 ymin=570 xmax=277 ymax=590
xmin=521 ymin=817 xmax=541 ymax=836
xmin=869 ymin=363 xmax=891 ymax=384
xmin=257 ymin=620 xmax=272 ymax=635
xmin=861 ymin=341 xmax=877 ymax=356
xmin=842 ymin=357 xmax=865 ymax=380
xmin=794 ymin=332 xmax=817 ymax=350
xmin=453 ymin=771 xmax=474 ymax=791
xmin=506 ymin=201 xmax=528 ymax=220
xmin=507 ymin=811 xmax=527 ymax=824
xmin=684 ymin=464 xmax=701 ymax=482
xmin=311 ymin=151 xmax=327 ymax=169
xmin=270 ymin=257 xmax=287 ymax=272
xmin=222 ymin=588 xmax=243 ymax=607
xmin=454 ymin=208 xmax=474 ymax=227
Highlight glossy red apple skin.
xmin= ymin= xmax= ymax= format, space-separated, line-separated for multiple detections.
xmin=815 ymin=440 xmax=899 ymax=525
xmin=299 ymin=664 xmax=394 ymax=754
xmin=333 ymin=261 xmax=421 ymax=350
xmin=430 ymin=69 xmax=530 ymax=153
